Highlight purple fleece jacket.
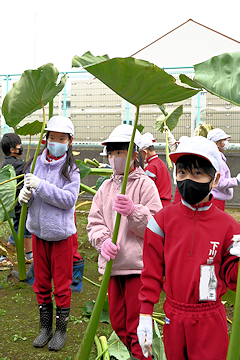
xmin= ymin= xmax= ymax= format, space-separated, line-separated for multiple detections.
xmin=211 ymin=152 xmax=238 ymax=201
xmin=26 ymin=148 xmax=80 ymax=241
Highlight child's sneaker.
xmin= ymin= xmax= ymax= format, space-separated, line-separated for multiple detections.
xmin=0 ymin=255 xmax=13 ymax=267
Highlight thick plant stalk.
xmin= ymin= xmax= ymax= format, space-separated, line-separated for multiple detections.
xmin=90 ymin=168 xmax=113 ymax=176
xmin=17 ymin=102 xmax=46 ymax=280
xmin=26 ymin=135 xmax=31 ymax=162
xmin=75 ymin=201 xmax=92 ymax=210
xmin=164 ymin=126 xmax=173 ymax=170
xmin=226 ymin=264 xmax=240 ymax=359
xmin=80 ymin=183 xmax=97 ymax=196
xmin=84 ymin=159 xmax=99 ymax=167
xmin=75 ymin=106 xmax=140 ymax=360
xmin=0 ymin=198 xmax=18 ymax=253
xmin=99 ymin=336 xmax=110 ymax=360
xmin=49 ymin=99 xmax=53 ymax=120
xmin=94 ymin=335 xmax=102 ymax=358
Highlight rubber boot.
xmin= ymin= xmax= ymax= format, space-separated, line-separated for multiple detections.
xmin=48 ymin=306 xmax=70 ymax=351
xmin=33 ymin=302 xmax=53 ymax=348
xmin=70 ymin=258 xmax=84 ymax=293
xmin=12 ymin=261 xmax=35 ymax=286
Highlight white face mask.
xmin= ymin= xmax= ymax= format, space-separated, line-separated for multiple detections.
xmin=222 ymin=140 xmax=229 ymax=151
xmin=109 ymin=157 xmax=134 ymax=175
xmin=47 ymin=141 xmax=69 ymax=157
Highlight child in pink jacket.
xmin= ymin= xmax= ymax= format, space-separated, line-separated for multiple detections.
xmin=87 ymin=124 xmax=162 ymax=360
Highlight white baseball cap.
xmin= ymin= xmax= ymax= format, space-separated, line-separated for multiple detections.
xmin=139 ymin=133 xmax=154 ymax=151
xmin=143 ymin=132 xmax=156 ymax=142
xmin=102 ymin=124 xmax=142 ymax=148
xmin=207 ymin=128 xmax=231 ymax=142
xmin=46 ymin=116 xmax=74 ymax=136
xmin=169 ymin=136 xmax=222 ymax=172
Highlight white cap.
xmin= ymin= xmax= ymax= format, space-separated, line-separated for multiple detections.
xmin=169 ymin=136 xmax=222 ymax=172
xmin=46 ymin=116 xmax=74 ymax=136
xmin=102 ymin=124 xmax=142 ymax=148
xmin=143 ymin=132 xmax=156 ymax=142
xmin=139 ymin=133 xmax=154 ymax=151
xmin=207 ymin=128 xmax=231 ymax=142
xmin=100 ymin=146 xmax=107 ymax=156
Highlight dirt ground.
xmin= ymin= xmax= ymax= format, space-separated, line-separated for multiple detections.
xmin=0 ymin=206 xmax=239 ymax=360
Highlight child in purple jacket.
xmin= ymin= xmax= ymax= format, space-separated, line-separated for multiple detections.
xmin=207 ymin=128 xmax=240 ymax=210
xmin=19 ymin=116 xmax=80 ymax=351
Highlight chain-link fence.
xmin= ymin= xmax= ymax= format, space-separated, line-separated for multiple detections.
xmin=1 ymin=68 xmax=240 ymax=146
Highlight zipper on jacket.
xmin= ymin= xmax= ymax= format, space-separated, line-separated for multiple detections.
xmin=190 ymin=208 xmax=198 ymax=256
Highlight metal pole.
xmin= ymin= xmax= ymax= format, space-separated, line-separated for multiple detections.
xmin=63 ymin=78 xmax=67 ymax=117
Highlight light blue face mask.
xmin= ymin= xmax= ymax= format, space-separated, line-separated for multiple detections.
xmin=47 ymin=141 xmax=69 ymax=158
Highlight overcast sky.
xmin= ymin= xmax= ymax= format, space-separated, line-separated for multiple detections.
xmin=1 ymin=0 xmax=240 ymax=75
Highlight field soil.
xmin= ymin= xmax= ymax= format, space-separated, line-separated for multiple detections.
xmin=0 ymin=206 xmax=239 ymax=359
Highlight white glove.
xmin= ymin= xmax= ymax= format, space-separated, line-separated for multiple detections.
xmin=19 ymin=187 xmax=32 ymax=203
xmin=98 ymin=163 xmax=108 ymax=168
xmin=25 ymin=173 xmax=41 ymax=189
xmin=230 ymin=235 xmax=240 ymax=257
xmin=236 ymin=173 xmax=240 ymax=184
xmin=163 ymin=125 xmax=169 ymax=131
xmin=165 ymin=128 xmax=178 ymax=152
xmin=137 ymin=314 xmax=153 ymax=358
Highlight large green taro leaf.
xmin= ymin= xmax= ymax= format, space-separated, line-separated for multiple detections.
xmin=15 ymin=120 xmax=43 ymax=136
xmin=180 ymin=51 xmax=240 ymax=106
xmin=155 ymin=105 xmax=183 ymax=132
xmin=72 ymin=52 xmax=199 ymax=106
xmin=76 ymin=159 xmax=91 ymax=179
xmin=0 ymin=165 xmax=17 ymax=222
xmin=2 ymin=63 xmax=67 ymax=127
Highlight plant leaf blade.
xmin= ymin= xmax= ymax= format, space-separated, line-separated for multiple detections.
xmin=155 ymin=105 xmax=183 ymax=132
xmin=72 ymin=52 xmax=200 ymax=106
xmin=180 ymin=52 xmax=240 ymax=106
xmin=2 ymin=64 xmax=67 ymax=127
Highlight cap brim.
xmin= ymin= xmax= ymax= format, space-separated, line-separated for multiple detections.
xmin=169 ymin=152 xmax=210 ymax=164
xmin=102 ymin=137 xmax=131 ymax=145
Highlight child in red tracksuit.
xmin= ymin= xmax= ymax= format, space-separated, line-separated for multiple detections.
xmin=137 ymin=136 xmax=240 ymax=360
xmin=139 ymin=132 xmax=172 ymax=207
xmin=87 ymin=124 xmax=162 ymax=360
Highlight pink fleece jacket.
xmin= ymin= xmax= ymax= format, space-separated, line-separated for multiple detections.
xmin=87 ymin=167 xmax=162 ymax=275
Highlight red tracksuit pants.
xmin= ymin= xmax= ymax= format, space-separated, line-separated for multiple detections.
xmin=108 ymin=275 xmax=152 ymax=360
xmin=32 ymin=234 xmax=73 ymax=308
xmin=72 ymin=232 xmax=82 ymax=261
xmin=163 ymin=298 xmax=229 ymax=360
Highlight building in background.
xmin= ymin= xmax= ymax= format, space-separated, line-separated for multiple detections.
xmin=1 ymin=19 xmax=240 ymax=144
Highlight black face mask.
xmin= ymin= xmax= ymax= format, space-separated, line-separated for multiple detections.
xmin=177 ymin=179 xmax=212 ymax=205
xmin=15 ymin=146 xmax=23 ymax=156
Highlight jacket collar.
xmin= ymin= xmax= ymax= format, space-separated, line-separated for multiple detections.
xmin=180 ymin=196 xmax=214 ymax=217
xmin=40 ymin=148 xmax=67 ymax=167
xmin=110 ymin=166 xmax=147 ymax=182
xmin=147 ymin=154 xmax=158 ymax=163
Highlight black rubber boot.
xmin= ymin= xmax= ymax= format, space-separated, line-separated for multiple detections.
xmin=12 ymin=261 xmax=35 ymax=286
xmin=33 ymin=302 xmax=53 ymax=348
xmin=48 ymin=306 xmax=70 ymax=351
xmin=70 ymin=258 xmax=84 ymax=293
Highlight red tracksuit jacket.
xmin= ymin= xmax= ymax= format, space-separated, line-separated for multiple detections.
xmin=144 ymin=155 xmax=172 ymax=207
xmin=139 ymin=198 xmax=240 ymax=314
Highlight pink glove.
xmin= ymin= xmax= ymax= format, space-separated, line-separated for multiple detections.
xmin=101 ymin=238 xmax=120 ymax=261
xmin=113 ymin=194 xmax=135 ymax=217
